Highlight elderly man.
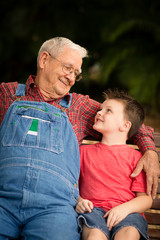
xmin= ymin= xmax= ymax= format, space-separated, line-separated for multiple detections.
xmin=0 ymin=37 xmax=159 ymax=240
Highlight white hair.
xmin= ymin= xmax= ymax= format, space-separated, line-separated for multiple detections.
xmin=37 ymin=37 xmax=88 ymax=64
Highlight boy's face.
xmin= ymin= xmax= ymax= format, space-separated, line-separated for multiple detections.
xmin=93 ymin=99 xmax=126 ymax=135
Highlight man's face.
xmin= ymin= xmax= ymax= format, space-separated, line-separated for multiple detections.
xmin=38 ymin=47 xmax=82 ymax=99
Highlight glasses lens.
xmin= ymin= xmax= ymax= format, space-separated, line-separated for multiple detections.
xmin=63 ymin=65 xmax=82 ymax=81
xmin=63 ymin=65 xmax=72 ymax=74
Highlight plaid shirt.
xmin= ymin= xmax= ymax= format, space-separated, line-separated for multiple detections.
xmin=0 ymin=75 xmax=156 ymax=153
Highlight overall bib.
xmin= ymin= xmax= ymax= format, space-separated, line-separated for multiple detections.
xmin=0 ymin=84 xmax=80 ymax=240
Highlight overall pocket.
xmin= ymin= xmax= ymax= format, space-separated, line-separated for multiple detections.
xmin=1 ymin=105 xmax=63 ymax=154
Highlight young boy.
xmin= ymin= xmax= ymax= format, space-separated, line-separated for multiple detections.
xmin=76 ymin=89 xmax=152 ymax=240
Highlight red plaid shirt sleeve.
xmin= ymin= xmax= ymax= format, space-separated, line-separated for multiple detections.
xmin=128 ymin=124 xmax=156 ymax=154
xmin=0 ymin=81 xmax=18 ymax=125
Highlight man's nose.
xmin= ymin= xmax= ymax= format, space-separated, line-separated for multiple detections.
xmin=66 ymin=71 xmax=76 ymax=82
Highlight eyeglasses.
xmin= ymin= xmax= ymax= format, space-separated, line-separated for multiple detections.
xmin=48 ymin=53 xmax=82 ymax=81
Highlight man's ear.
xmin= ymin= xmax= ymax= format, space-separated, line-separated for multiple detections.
xmin=39 ymin=51 xmax=49 ymax=69
xmin=120 ymin=120 xmax=132 ymax=133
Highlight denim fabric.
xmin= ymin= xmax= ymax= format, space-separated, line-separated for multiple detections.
xmin=0 ymin=85 xmax=80 ymax=239
xmin=78 ymin=207 xmax=149 ymax=240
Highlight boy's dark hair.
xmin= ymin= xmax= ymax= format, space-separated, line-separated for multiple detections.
xmin=103 ymin=88 xmax=145 ymax=139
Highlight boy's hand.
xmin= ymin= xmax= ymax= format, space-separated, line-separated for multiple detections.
xmin=104 ymin=205 xmax=129 ymax=230
xmin=76 ymin=199 xmax=93 ymax=213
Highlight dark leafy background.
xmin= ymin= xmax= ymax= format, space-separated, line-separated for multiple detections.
xmin=0 ymin=0 xmax=160 ymax=130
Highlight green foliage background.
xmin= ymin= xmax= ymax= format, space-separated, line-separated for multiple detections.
xmin=0 ymin=0 xmax=160 ymax=115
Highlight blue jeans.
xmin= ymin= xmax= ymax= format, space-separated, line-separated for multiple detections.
xmin=0 ymin=85 xmax=80 ymax=239
xmin=78 ymin=207 xmax=149 ymax=240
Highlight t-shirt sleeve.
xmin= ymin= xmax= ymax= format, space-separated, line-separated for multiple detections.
xmin=131 ymin=151 xmax=147 ymax=193
xmin=131 ymin=170 xmax=147 ymax=193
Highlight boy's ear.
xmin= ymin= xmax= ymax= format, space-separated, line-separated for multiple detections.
xmin=120 ymin=120 xmax=132 ymax=132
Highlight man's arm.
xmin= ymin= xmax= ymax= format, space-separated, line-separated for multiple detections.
xmin=104 ymin=192 xmax=152 ymax=230
xmin=128 ymin=124 xmax=155 ymax=153
xmin=129 ymin=124 xmax=160 ymax=199
xmin=0 ymin=82 xmax=18 ymax=125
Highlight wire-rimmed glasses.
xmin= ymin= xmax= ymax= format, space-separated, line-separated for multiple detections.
xmin=48 ymin=53 xmax=82 ymax=81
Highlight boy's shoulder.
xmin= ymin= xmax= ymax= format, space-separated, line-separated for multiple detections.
xmin=127 ymin=145 xmax=142 ymax=155
xmin=80 ymin=143 xmax=142 ymax=157
xmin=80 ymin=142 xmax=99 ymax=151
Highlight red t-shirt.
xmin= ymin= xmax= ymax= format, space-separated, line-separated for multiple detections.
xmin=79 ymin=143 xmax=146 ymax=212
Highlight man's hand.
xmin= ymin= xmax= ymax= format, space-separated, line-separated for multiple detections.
xmin=130 ymin=150 xmax=160 ymax=199
xmin=75 ymin=198 xmax=93 ymax=213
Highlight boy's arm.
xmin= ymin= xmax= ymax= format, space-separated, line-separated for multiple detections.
xmin=104 ymin=192 xmax=152 ymax=230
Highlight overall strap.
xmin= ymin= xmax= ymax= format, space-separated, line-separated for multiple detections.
xmin=15 ymin=84 xmax=26 ymax=96
xmin=59 ymin=94 xmax=72 ymax=109
xmin=15 ymin=84 xmax=72 ymax=110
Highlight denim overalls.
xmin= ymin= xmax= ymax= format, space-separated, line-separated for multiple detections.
xmin=0 ymin=84 xmax=80 ymax=240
